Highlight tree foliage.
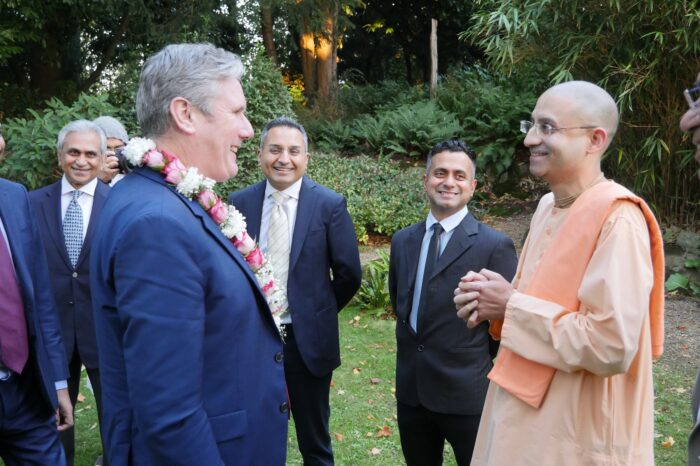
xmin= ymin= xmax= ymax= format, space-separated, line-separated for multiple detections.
xmin=0 ymin=93 xmax=120 ymax=189
xmin=464 ymin=0 xmax=700 ymax=225
xmin=0 ymin=0 xmax=245 ymax=117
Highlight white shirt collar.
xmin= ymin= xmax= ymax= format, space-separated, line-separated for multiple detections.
xmin=264 ymin=177 xmax=303 ymax=200
xmin=426 ymin=206 xmax=469 ymax=233
xmin=61 ymin=175 xmax=98 ymax=197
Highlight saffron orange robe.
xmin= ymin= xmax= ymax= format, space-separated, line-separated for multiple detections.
xmin=471 ymin=197 xmax=657 ymax=466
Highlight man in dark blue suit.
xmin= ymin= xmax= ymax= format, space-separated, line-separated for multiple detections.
xmin=29 ymin=119 xmax=110 ymax=466
xmin=229 ymin=117 xmax=362 ymax=465
xmin=389 ymin=140 xmax=517 ymax=466
xmin=90 ymin=43 xmax=288 ymax=466
xmin=0 ymin=173 xmax=73 ymax=465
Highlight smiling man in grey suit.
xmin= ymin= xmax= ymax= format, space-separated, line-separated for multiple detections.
xmin=389 ymin=140 xmax=517 ymax=466
xmin=29 ymin=119 xmax=110 ymax=466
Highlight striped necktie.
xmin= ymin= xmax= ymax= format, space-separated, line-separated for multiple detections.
xmin=267 ymin=192 xmax=290 ymax=318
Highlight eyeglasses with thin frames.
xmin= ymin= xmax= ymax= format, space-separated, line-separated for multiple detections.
xmin=520 ymin=120 xmax=597 ymax=136
xmin=684 ymin=82 xmax=700 ymax=109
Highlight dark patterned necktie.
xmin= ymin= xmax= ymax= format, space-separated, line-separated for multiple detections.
xmin=63 ymin=190 xmax=83 ymax=268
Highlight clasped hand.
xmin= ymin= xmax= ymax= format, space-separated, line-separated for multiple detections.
xmin=454 ymin=269 xmax=514 ymax=328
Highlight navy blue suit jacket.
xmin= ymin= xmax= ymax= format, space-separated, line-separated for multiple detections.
xmin=229 ymin=177 xmax=362 ymax=377
xmin=29 ymin=179 xmax=109 ymax=369
xmin=90 ymin=168 xmax=287 ymax=466
xmin=389 ymin=213 xmax=517 ymax=415
xmin=0 ymin=178 xmax=68 ymax=410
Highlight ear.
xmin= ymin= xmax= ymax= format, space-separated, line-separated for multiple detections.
xmin=169 ymin=97 xmax=197 ymax=135
xmin=587 ymin=127 xmax=608 ymax=153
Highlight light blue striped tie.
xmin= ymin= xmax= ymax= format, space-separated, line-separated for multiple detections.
xmin=63 ymin=190 xmax=83 ymax=268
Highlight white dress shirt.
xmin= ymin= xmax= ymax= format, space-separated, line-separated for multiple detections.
xmin=61 ymin=176 xmax=98 ymax=239
xmin=259 ymin=178 xmax=303 ymax=252
xmin=410 ymin=206 xmax=469 ymax=330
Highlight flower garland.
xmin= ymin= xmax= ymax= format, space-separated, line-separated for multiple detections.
xmin=123 ymin=137 xmax=287 ymax=329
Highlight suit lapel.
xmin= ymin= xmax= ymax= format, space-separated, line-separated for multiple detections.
xmin=41 ymin=181 xmax=72 ymax=269
xmin=76 ymin=181 xmax=108 ymax=268
xmin=405 ymin=221 xmax=426 ymax=296
xmin=431 ymin=213 xmax=478 ymax=278
xmin=245 ymin=181 xmax=266 ymax=241
xmin=137 ymin=169 xmax=278 ymax=329
xmin=289 ymin=177 xmax=318 ymax=272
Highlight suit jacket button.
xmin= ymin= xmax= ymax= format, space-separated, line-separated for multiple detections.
xmin=68 ymin=301 xmax=74 ymax=305
xmin=274 ymin=352 xmax=284 ymax=363
xmin=72 ymin=272 xmax=78 ymax=278
xmin=280 ymin=402 xmax=290 ymax=413
xmin=417 ymin=344 xmax=425 ymax=352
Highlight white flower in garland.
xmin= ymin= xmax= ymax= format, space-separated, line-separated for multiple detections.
xmin=123 ymin=137 xmax=156 ymax=167
xmin=221 ymin=207 xmax=247 ymax=239
xmin=122 ymin=136 xmax=289 ymax=334
xmin=177 ymin=167 xmax=207 ymax=198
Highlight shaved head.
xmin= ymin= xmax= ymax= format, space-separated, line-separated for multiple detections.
xmin=541 ymin=81 xmax=619 ymax=150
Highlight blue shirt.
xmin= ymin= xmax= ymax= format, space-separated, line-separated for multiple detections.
xmin=409 ymin=207 xmax=469 ymax=331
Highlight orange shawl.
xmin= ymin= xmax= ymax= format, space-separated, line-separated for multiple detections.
xmin=488 ymin=180 xmax=665 ymax=409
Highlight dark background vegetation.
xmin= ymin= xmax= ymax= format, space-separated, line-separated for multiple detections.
xmin=0 ymin=0 xmax=697 ymax=231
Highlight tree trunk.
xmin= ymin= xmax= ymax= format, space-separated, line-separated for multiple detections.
xmin=315 ymin=3 xmax=337 ymax=101
xmin=261 ymin=2 xmax=277 ymax=64
xmin=299 ymin=19 xmax=316 ymax=101
xmin=430 ymin=18 xmax=438 ymax=99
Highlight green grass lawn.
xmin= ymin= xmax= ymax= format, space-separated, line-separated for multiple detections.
xmin=35 ymin=312 xmax=695 ymax=466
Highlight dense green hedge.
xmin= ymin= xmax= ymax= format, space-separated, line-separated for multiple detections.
xmin=305 ymin=153 xmax=427 ymax=243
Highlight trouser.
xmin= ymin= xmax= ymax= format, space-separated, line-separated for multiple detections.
xmin=60 ymin=348 xmax=107 ymax=466
xmin=397 ymin=401 xmax=480 ymax=466
xmin=283 ymin=325 xmax=334 ymax=466
xmin=0 ymin=371 xmax=66 ymax=466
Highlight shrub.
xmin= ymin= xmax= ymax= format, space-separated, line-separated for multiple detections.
xmin=0 ymin=93 xmax=121 ymax=189
xmin=316 ymin=101 xmax=461 ymax=159
xmin=305 ymin=153 xmax=427 ymax=243
xmin=338 ymin=80 xmax=426 ymax=119
xmin=378 ymin=101 xmax=462 ymax=158
xmin=435 ymin=67 xmax=539 ymax=184
xmin=354 ymin=250 xmax=393 ymax=317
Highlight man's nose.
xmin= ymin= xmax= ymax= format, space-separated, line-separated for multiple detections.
xmin=523 ymin=129 xmax=541 ymax=148
xmin=240 ymin=116 xmax=254 ymax=141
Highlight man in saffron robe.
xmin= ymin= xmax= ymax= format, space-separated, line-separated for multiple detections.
xmin=680 ymin=72 xmax=700 ymax=466
xmin=454 ymin=80 xmax=664 ymax=466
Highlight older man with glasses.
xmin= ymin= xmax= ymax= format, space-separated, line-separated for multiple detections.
xmin=454 ymin=80 xmax=665 ymax=466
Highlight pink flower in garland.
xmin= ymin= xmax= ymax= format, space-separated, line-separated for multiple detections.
xmin=208 ymin=199 xmax=229 ymax=225
xmin=162 ymin=158 xmax=186 ymax=185
xmin=245 ymin=247 xmax=264 ymax=270
xmin=261 ymin=279 xmax=274 ymax=294
xmin=143 ymin=150 xmax=165 ymax=170
xmin=233 ymin=231 xmax=256 ymax=255
xmin=121 ymin=137 xmax=288 ymax=332
xmin=197 ymin=190 xmax=218 ymax=210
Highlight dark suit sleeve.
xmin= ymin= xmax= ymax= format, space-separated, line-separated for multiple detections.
xmin=113 ymin=213 xmax=225 ymax=466
xmin=25 ymin=187 xmax=69 ymax=382
xmin=328 ymin=196 xmax=362 ymax=311
xmin=486 ymin=233 xmax=518 ymax=356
